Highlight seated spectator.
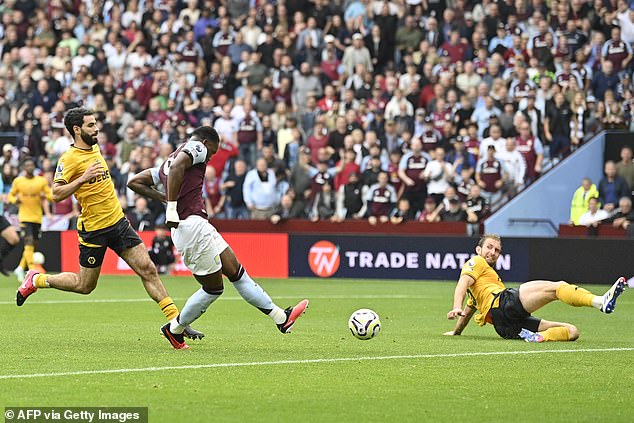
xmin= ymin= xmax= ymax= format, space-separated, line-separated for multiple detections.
xmin=127 ymin=197 xmax=154 ymax=231
xmin=148 ymin=225 xmax=175 ymax=275
xmin=440 ymin=198 xmax=468 ymax=222
xmin=366 ymin=172 xmax=397 ymax=225
xmin=310 ymin=181 xmax=337 ymax=222
xmin=578 ymin=197 xmax=609 ymax=228
xmin=270 ymin=193 xmax=306 ymax=224
xmin=604 ymin=196 xmax=634 ymax=231
xmin=418 ymin=197 xmax=442 ymax=223
xmin=390 ymin=198 xmax=414 ymax=224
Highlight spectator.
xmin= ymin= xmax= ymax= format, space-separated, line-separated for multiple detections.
xmin=598 ymin=161 xmax=631 ymax=212
xmin=476 ymin=145 xmax=507 ymax=206
xmin=148 ymin=225 xmax=175 ymax=275
xmin=390 ymin=198 xmax=414 ymax=224
xmin=335 ymin=171 xmax=365 ymax=220
xmin=570 ymin=177 xmax=600 ymax=225
xmin=605 ymin=196 xmax=634 ymax=231
xmin=310 ymin=181 xmax=336 ymax=222
xmin=234 ymin=102 xmax=263 ymax=168
xmin=243 ymin=158 xmax=280 ymax=220
xmin=440 ymin=198 xmax=468 ymax=222
xmin=222 ymin=159 xmax=249 ymax=220
xmin=270 ymin=193 xmax=305 ymax=224
xmin=578 ymin=197 xmax=609 ymax=228
xmin=496 ymin=138 xmax=527 ymax=196
xmin=366 ymin=171 xmax=397 ymax=226
xmin=127 ymin=197 xmax=154 ymax=231
xmin=465 ymin=184 xmax=489 ymax=237
xmin=423 ymin=147 xmax=454 ymax=205
xmin=616 ymin=145 xmax=634 ymax=192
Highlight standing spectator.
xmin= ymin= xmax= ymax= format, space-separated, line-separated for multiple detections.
xmin=465 ymin=184 xmax=489 ymax=237
xmin=366 ymin=172 xmax=397 ymax=225
xmin=515 ymin=118 xmax=544 ymax=184
xmin=496 ymin=138 xmax=527 ymax=196
xmin=570 ymin=177 xmax=600 ymax=225
xmin=126 ymin=197 xmax=154 ymax=231
xmin=342 ymin=33 xmax=373 ymax=77
xmin=476 ymin=145 xmax=506 ymax=206
xmin=544 ymin=92 xmax=572 ymax=161
xmin=423 ymin=147 xmax=454 ymax=205
xmin=292 ymin=62 xmax=323 ymax=115
xmin=601 ymin=26 xmax=632 ymax=72
xmin=335 ymin=171 xmax=365 ymax=220
xmin=591 ymin=61 xmax=620 ymax=101
xmin=310 ymin=181 xmax=336 ymax=222
xmin=222 ymin=159 xmax=249 ymax=220
xmin=616 ymin=145 xmax=634 ymax=192
xmin=234 ymin=102 xmax=263 ymax=168
xmin=598 ymin=161 xmax=631 ymax=212
xmin=398 ymin=138 xmax=430 ymax=213
xmin=243 ymin=158 xmax=280 ymax=220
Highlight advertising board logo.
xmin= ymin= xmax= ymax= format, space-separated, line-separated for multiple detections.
xmin=308 ymin=240 xmax=340 ymax=277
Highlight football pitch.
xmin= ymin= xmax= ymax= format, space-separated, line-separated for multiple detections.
xmin=1 ymin=276 xmax=633 ymax=422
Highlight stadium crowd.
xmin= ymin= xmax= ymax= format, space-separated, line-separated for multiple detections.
xmin=0 ymin=0 xmax=633 ymax=234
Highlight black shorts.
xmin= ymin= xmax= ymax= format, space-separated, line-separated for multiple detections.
xmin=78 ymin=217 xmax=143 ymax=268
xmin=0 ymin=216 xmax=11 ymax=232
xmin=20 ymin=222 xmax=41 ymax=241
xmin=489 ymin=288 xmax=541 ymax=339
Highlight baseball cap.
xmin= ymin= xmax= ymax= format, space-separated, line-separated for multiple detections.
xmin=324 ymin=34 xmax=335 ymax=43
xmin=464 ymin=12 xmax=473 ymax=20
xmin=3 ymin=144 xmax=13 ymax=153
xmin=586 ymin=95 xmax=596 ymax=103
xmin=352 ymin=33 xmax=363 ymax=40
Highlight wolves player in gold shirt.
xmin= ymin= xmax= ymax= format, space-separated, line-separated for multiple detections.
xmin=445 ymin=234 xmax=627 ymax=342
xmin=8 ymin=158 xmax=53 ymax=281
xmin=16 ymin=108 xmax=203 ymax=339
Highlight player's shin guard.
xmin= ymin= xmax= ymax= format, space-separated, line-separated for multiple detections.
xmin=230 ymin=266 xmax=286 ymax=324
xmin=170 ymin=288 xmax=222 ymax=334
xmin=539 ymin=327 xmax=570 ymax=342
xmin=555 ymin=282 xmax=595 ymax=307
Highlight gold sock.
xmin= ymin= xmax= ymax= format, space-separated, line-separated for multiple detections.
xmin=34 ymin=274 xmax=50 ymax=288
xmin=158 ymin=296 xmax=179 ymax=321
xmin=555 ymin=283 xmax=594 ymax=307
xmin=539 ymin=327 xmax=570 ymax=342
xmin=23 ymin=245 xmax=34 ymax=269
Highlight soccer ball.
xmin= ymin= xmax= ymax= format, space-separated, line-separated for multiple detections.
xmin=33 ymin=252 xmax=45 ymax=265
xmin=348 ymin=309 xmax=381 ymax=340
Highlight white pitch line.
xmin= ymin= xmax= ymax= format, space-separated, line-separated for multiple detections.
xmin=1 ymin=347 xmax=633 ymax=380
xmin=0 ymin=295 xmax=431 ymax=305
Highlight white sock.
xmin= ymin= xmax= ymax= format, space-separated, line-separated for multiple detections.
xmin=170 ymin=288 xmax=221 ymax=334
xmin=591 ymin=296 xmax=602 ymax=310
xmin=232 ymin=270 xmax=285 ymax=324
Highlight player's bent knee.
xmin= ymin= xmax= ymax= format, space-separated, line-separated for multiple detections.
xmin=568 ymin=325 xmax=579 ymax=341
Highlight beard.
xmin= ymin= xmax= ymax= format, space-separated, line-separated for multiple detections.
xmin=80 ymin=129 xmax=98 ymax=146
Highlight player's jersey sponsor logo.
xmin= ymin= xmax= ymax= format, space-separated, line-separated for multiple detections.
xmin=308 ymin=240 xmax=340 ymax=277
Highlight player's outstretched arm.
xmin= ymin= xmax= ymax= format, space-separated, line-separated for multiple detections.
xmin=52 ymin=162 xmax=104 ymax=202
xmin=447 ymin=274 xmax=475 ymax=320
xmin=128 ymin=169 xmax=166 ymax=203
xmin=444 ymin=304 xmax=476 ymax=336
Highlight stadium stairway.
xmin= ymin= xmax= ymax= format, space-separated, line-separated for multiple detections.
xmin=484 ymin=131 xmax=629 ymax=237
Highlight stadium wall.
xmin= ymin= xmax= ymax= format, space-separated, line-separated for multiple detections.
xmin=8 ymin=231 xmax=616 ymax=285
xmin=485 ymin=131 xmax=609 ymax=237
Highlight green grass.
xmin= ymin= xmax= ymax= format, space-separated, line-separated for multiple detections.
xmin=1 ymin=276 xmax=633 ymax=422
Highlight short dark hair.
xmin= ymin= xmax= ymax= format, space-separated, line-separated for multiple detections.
xmin=64 ymin=107 xmax=93 ymax=137
xmin=191 ymin=126 xmax=220 ymax=145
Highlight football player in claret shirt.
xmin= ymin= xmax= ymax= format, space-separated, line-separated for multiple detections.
xmin=445 ymin=235 xmax=627 ymax=342
xmin=16 ymin=108 xmax=203 ymax=341
xmin=8 ymin=158 xmax=52 ymax=281
xmin=128 ymin=126 xmax=309 ymax=349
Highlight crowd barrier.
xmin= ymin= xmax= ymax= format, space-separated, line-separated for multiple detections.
xmin=4 ymin=227 xmax=630 ymax=285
